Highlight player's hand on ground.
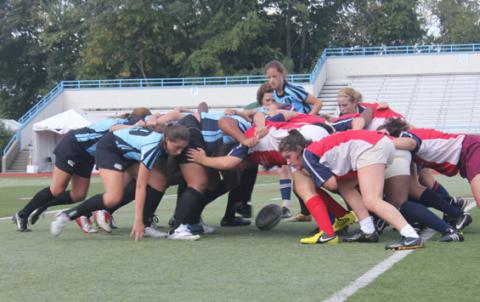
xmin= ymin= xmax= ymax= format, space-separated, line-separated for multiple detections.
xmin=130 ymin=221 xmax=144 ymax=241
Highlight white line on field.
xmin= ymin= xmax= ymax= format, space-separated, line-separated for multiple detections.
xmin=322 ymin=200 xmax=476 ymax=302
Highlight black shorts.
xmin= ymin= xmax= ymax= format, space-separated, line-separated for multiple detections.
xmin=95 ymin=132 xmax=135 ymax=172
xmin=177 ymin=115 xmax=208 ymax=164
xmin=53 ymin=131 xmax=95 ymax=178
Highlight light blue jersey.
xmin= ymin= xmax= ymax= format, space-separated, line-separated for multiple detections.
xmin=113 ymin=127 xmax=165 ymax=170
xmin=273 ymin=82 xmax=311 ymax=113
xmin=74 ymin=118 xmax=130 ymax=156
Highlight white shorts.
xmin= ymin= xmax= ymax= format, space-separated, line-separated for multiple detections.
xmin=356 ymin=137 xmax=395 ymax=170
xmin=385 ymin=150 xmax=411 ymax=179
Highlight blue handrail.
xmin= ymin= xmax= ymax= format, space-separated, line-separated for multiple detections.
xmin=310 ymin=43 xmax=480 ymax=83
xmin=62 ymin=74 xmax=310 ymax=89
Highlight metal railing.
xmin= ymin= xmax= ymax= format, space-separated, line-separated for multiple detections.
xmin=310 ymin=43 xmax=480 ymax=85
xmin=62 ymin=74 xmax=310 ymax=89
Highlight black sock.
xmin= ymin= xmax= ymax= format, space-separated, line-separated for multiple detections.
xmin=143 ymin=186 xmax=164 ymax=226
xmin=294 ymin=192 xmax=310 ymax=215
xmin=173 ymin=187 xmax=204 ymax=229
xmin=65 ymin=194 xmax=104 ymax=220
xmin=432 ymin=181 xmax=451 ymax=202
xmin=44 ymin=191 xmax=74 ymax=207
xmin=19 ymin=187 xmax=55 ymax=217
xmin=196 ymin=182 xmax=229 ymax=222
xmin=108 ymin=180 xmax=136 ymax=214
xmin=224 ymin=187 xmax=241 ymax=220
xmin=416 ymin=188 xmax=462 ymax=219
xmin=238 ymin=165 xmax=258 ymax=206
xmin=400 ymin=201 xmax=450 ymax=233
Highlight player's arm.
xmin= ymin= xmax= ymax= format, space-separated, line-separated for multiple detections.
xmin=351 ymin=117 xmax=366 ymax=130
xmin=306 ymin=94 xmax=322 ymax=115
xmin=130 ymin=163 xmax=150 ymax=241
xmin=219 ymin=117 xmax=257 ymax=148
xmin=359 ymin=107 xmax=373 ymax=126
xmin=187 ymin=148 xmax=242 ymax=170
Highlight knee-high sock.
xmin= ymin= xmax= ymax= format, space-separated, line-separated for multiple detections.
xmin=280 ymin=179 xmax=292 ymax=207
xmin=432 ymin=181 xmax=451 ymax=202
xmin=107 ymin=180 xmax=136 ymax=214
xmin=316 ymin=189 xmax=348 ymax=218
xmin=239 ymin=165 xmax=257 ymax=206
xmin=224 ymin=188 xmax=240 ymax=220
xmin=306 ymin=196 xmax=335 ymax=236
xmin=143 ymin=186 xmax=164 ymax=227
xmin=19 ymin=187 xmax=55 ymax=217
xmin=294 ymin=192 xmax=310 ymax=215
xmin=400 ymin=201 xmax=450 ymax=233
xmin=173 ymin=187 xmax=204 ymax=229
xmin=416 ymin=189 xmax=462 ymax=219
xmin=44 ymin=191 xmax=74 ymax=207
xmin=65 ymin=194 xmax=104 ymax=220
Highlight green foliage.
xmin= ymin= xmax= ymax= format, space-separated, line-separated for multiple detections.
xmin=0 ymin=0 xmax=477 ymax=118
xmin=0 ymin=121 xmax=13 ymax=157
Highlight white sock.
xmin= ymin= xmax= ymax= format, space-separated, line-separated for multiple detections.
xmin=359 ymin=216 xmax=375 ymax=234
xmin=400 ymin=224 xmax=419 ymax=238
xmin=282 ymin=200 xmax=291 ymax=208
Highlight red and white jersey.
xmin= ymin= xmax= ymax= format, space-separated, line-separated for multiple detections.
xmin=304 ymin=130 xmax=384 ymax=180
xmin=360 ymin=102 xmax=404 ymax=130
xmin=229 ymin=120 xmax=331 ymax=168
xmin=402 ymin=129 xmax=465 ymax=176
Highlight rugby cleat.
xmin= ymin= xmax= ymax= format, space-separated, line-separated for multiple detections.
xmin=281 ymin=206 xmax=292 ymax=219
xmin=451 ymin=196 xmax=467 ymax=211
xmin=333 ymin=211 xmax=356 ymax=232
xmin=235 ymin=203 xmax=252 ymax=218
xmin=438 ymin=228 xmax=464 ymax=242
xmin=385 ymin=236 xmax=424 ymax=250
xmin=144 ymin=226 xmax=168 ymax=238
xmin=75 ymin=216 xmax=98 ymax=233
xmin=300 ymin=231 xmax=338 ymax=245
xmin=13 ymin=212 xmax=31 ymax=232
xmin=168 ymin=224 xmax=200 ymax=241
xmin=93 ymin=210 xmax=112 ymax=233
xmin=455 ymin=212 xmax=472 ymax=231
xmin=29 ymin=207 xmax=47 ymax=225
xmin=343 ymin=230 xmax=379 ymax=243
xmin=220 ymin=216 xmax=251 ymax=227
xmin=50 ymin=212 xmax=70 ymax=236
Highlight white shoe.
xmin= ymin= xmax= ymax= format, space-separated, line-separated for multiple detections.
xmin=168 ymin=224 xmax=200 ymax=241
xmin=144 ymin=226 xmax=168 ymax=238
xmin=93 ymin=210 xmax=112 ymax=233
xmin=50 ymin=212 xmax=70 ymax=236
xmin=199 ymin=218 xmax=215 ymax=234
xmin=75 ymin=216 xmax=98 ymax=233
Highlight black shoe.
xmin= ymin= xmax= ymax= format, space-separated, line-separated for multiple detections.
xmin=451 ymin=196 xmax=467 ymax=210
xmin=385 ymin=236 xmax=424 ymax=250
xmin=343 ymin=230 xmax=379 ymax=243
xmin=411 ymin=221 xmax=427 ymax=234
xmin=281 ymin=207 xmax=292 ymax=219
xmin=455 ymin=213 xmax=472 ymax=231
xmin=373 ymin=216 xmax=389 ymax=234
xmin=29 ymin=206 xmax=47 ymax=225
xmin=439 ymin=228 xmax=464 ymax=242
xmin=13 ymin=212 xmax=31 ymax=232
xmin=221 ymin=216 xmax=251 ymax=227
xmin=235 ymin=204 xmax=252 ymax=218
xmin=168 ymin=215 xmax=175 ymax=228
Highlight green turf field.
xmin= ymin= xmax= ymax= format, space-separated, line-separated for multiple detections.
xmin=0 ymin=175 xmax=478 ymax=302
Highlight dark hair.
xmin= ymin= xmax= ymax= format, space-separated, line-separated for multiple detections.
xmin=264 ymin=60 xmax=287 ymax=77
xmin=115 ymin=107 xmax=152 ymax=124
xmin=279 ymin=129 xmax=310 ymax=153
xmin=164 ymin=123 xmax=190 ymax=142
xmin=256 ymin=82 xmax=274 ymax=105
xmin=377 ymin=118 xmax=409 ymax=137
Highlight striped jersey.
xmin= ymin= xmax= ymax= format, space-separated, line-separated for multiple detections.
xmin=112 ymin=127 xmax=166 ymax=170
xmin=303 ymin=130 xmax=384 ymax=187
xmin=273 ymin=82 xmax=311 ymax=113
xmin=199 ymin=112 xmax=251 ymax=152
xmin=74 ymin=118 xmax=130 ymax=156
xmin=400 ymin=129 xmax=464 ymax=176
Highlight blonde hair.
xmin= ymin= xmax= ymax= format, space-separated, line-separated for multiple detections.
xmin=337 ymin=87 xmax=363 ymax=103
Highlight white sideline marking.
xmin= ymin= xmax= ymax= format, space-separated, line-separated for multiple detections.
xmin=322 ymin=200 xmax=476 ymax=302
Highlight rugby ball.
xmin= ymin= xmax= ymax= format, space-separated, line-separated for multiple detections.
xmin=255 ymin=204 xmax=282 ymax=231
